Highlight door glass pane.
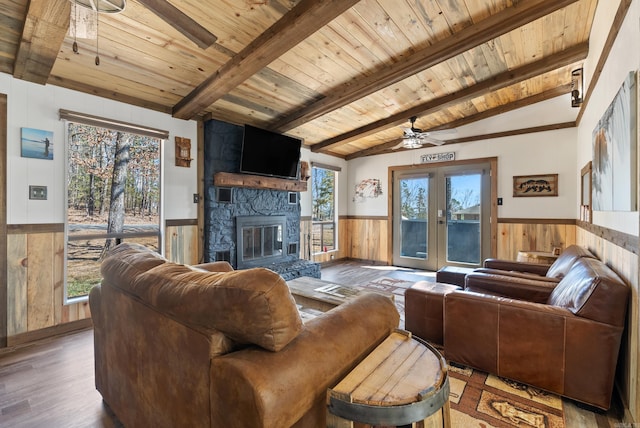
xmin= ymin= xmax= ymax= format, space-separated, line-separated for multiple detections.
xmin=399 ymin=177 xmax=428 ymax=259
xmin=446 ymin=174 xmax=481 ymax=264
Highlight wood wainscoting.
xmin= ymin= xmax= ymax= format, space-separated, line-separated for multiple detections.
xmin=165 ymin=219 xmax=199 ymax=265
xmin=300 ymin=216 xmax=388 ymax=264
xmin=7 ymin=224 xmax=91 ymax=346
xmin=302 ymin=217 xmax=578 ymax=266
xmin=496 ymin=218 xmax=577 ymax=260
xmin=576 ymin=223 xmax=639 ymax=422
xmin=4 ymin=220 xmax=199 ymax=347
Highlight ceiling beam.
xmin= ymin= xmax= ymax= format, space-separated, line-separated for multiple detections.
xmin=172 ymin=0 xmax=362 ymax=120
xmin=13 ymin=0 xmax=71 ymax=85
xmin=136 ymin=0 xmax=217 ymax=49
xmin=312 ymin=42 xmax=588 ymax=154
xmin=270 ymin=0 xmax=580 ymax=132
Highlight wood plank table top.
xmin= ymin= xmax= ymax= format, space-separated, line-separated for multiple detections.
xmin=327 ymin=330 xmax=450 ymax=427
xmin=287 ymin=276 xmax=365 ymax=312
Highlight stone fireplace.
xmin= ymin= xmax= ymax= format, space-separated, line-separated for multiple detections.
xmin=203 ymin=119 xmax=320 ymax=280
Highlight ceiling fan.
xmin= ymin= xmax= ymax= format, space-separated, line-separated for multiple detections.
xmin=394 ymin=116 xmax=455 ymax=149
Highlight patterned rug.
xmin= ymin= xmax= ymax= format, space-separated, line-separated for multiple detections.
xmin=448 ymin=362 xmax=564 ymax=427
xmin=358 ymin=276 xmax=415 ymax=328
xmin=295 ymin=277 xmax=565 ymax=427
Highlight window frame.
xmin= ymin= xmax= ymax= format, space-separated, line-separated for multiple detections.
xmin=62 ymin=112 xmax=166 ymax=303
xmin=311 ymin=164 xmax=338 ymax=255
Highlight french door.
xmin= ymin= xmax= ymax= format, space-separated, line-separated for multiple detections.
xmin=392 ymin=162 xmax=491 ymax=270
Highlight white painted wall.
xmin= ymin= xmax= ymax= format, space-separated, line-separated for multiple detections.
xmin=1 ymin=73 xmax=198 ymax=224
xmin=576 ymin=0 xmax=640 ymax=236
xmin=347 ymin=118 xmax=578 ymax=219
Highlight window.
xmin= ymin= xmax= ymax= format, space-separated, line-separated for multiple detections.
xmin=65 ymin=119 xmax=163 ymax=300
xmin=311 ymin=165 xmax=337 ymax=254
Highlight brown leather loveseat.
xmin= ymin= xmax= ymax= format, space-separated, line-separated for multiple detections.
xmin=89 ymin=243 xmax=399 ymax=427
xmin=446 ymin=256 xmax=629 ymax=410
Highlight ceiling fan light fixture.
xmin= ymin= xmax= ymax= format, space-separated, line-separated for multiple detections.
xmin=403 ymin=137 xmax=423 ymax=149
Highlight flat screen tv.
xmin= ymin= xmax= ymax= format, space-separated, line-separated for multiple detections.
xmin=240 ymin=124 xmax=302 ymax=179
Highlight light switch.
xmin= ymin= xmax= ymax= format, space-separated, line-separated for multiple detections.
xmin=29 ymin=185 xmax=47 ymax=200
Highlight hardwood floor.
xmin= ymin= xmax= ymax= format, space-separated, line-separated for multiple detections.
xmin=0 ymin=259 xmax=626 ymax=427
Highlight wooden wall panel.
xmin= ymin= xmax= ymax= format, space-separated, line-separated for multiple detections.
xmin=577 ymin=227 xmax=639 ymax=420
xmin=496 ymin=222 xmax=576 ymax=260
xmin=4 ymin=223 xmax=197 ymax=344
xmin=165 ymin=224 xmax=199 ymax=265
xmin=7 ymin=234 xmax=27 ymax=336
xmin=26 ymin=233 xmax=55 ymax=330
xmin=345 ymin=218 xmax=388 ymax=263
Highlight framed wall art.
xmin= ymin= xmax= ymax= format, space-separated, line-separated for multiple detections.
xmin=21 ymin=127 xmax=53 ymax=160
xmin=513 ymin=174 xmax=558 ymax=197
xmin=592 ymin=71 xmax=638 ymax=211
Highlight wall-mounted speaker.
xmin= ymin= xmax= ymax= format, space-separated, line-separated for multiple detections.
xmin=288 ymin=192 xmax=298 ymax=205
xmin=217 ymin=187 xmax=232 ymax=203
xmin=288 ymin=243 xmax=299 ymax=255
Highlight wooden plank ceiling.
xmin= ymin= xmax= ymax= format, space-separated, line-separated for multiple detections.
xmin=0 ymin=0 xmax=597 ymax=159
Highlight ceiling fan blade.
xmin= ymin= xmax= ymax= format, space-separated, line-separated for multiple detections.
xmin=421 ymin=136 xmax=445 ymax=146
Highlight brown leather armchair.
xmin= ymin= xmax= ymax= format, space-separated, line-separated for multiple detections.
xmin=445 ymin=256 xmax=629 ymax=410
xmin=477 ymin=244 xmax=595 ymax=283
xmin=90 ymin=243 xmax=399 ymax=427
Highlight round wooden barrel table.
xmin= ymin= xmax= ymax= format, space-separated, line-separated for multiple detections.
xmin=327 ymin=330 xmax=451 ymax=428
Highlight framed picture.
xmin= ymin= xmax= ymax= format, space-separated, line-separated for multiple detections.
xmin=592 ymin=71 xmax=637 ymax=211
xmin=21 ymin=127 xmax=54 ymax=160
xmin=513 ymin=174 xmax=558 ymax=197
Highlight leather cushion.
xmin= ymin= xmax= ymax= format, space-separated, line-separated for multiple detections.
xmin=546 ymin=245 xmax=594 ymax=279
xmin=101 ymin=243 xmax=303 ymax=351
xmin=548 ymin=257 xmax=628 ymax=326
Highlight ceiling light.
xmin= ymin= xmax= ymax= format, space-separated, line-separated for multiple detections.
xmin=403 ymin=138 xmax=423 ymax=149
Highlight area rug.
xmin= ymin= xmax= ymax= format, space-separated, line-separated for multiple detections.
xmin=448 ymin=362 xmax=565 ymax=428
xmin=358 ymin=277 xmax=415 ymax=328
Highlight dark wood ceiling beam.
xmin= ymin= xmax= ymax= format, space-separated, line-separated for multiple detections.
xmin=344 ymin=85 xmax=573 ymax=159
xmin=172 ymin=0 xmax=362 ymax=120
xmin=271 ymin=0 xmax=580 ymax=132
xmin=312 ymin=42 xmax=588 ymax=154
xmin=13 ymin=0 xmax=71 ymax=85
xmin=136 ymin=0 xmax=217 ymax=49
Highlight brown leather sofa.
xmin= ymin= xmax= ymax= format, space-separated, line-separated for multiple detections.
xmin=478 ymin=244 xmax=595 ymax=283
xmin=89 ymin=243 xmax=399 ymax=428
xmin=445 ymin=256 xmax=629 ymax=410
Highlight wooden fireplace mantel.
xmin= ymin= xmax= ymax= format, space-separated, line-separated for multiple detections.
xmin=213 ymin=172 xmax=307 ymax=192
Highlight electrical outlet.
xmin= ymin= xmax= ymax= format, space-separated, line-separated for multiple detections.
xmin=193 ymin=193 xmax=200 ymax=203
xmin=497 ymin=197 xmax=503 ymax=206
xmin=29 ymin=185 xmax=47 ymax=200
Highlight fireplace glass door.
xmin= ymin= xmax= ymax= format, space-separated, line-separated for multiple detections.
xmin=242 ymin=225 xmax=282 ymax=261
xmin=236 ymin=215 xmax=287 ymax=269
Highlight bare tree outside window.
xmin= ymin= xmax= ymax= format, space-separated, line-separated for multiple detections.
xmin=66 ymin=123 xmax=161 ymax=299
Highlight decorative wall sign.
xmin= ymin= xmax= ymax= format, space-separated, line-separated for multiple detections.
xmin=175 ymin=136 xmax=192 ymax=167
xmin=592 ymin=71 xmax=637 ymax=211
xmin=21 ymin=127 xmax=53 ymax=160
xmin=513 ymin=174 xmax=558 ymax=197
xmin=353 ymin=178 xmax=382 ymax=203
xmin=420 ymin=152 xmax=455 ymax=163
